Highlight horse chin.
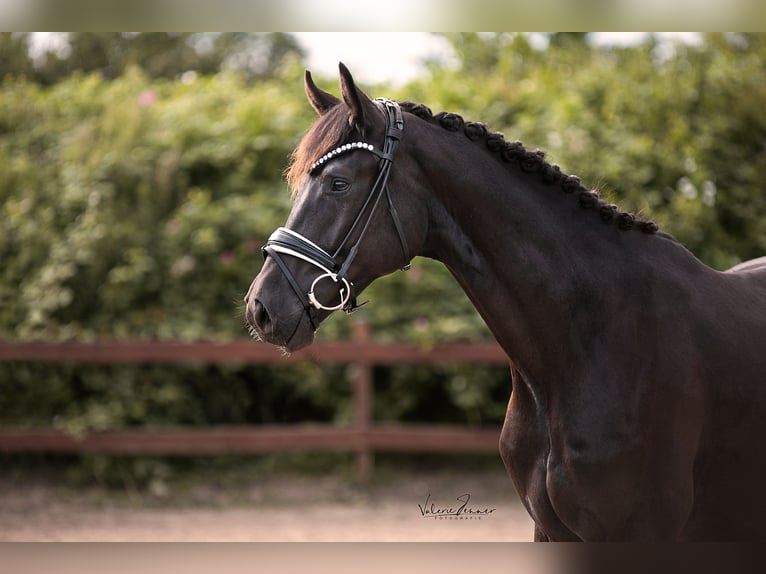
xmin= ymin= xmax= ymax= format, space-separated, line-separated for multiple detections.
xmin=268 ymin=313 xmax=316 ymax=353
xmin=280 ymin=322 xmax=315 ymax=353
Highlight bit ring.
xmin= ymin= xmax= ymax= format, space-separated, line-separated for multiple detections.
xmin=307 ymin=272 xmax=352 ymax=311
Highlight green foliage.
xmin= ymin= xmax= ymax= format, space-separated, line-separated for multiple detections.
xmin=375 ymin=364 xmax=509 ymax=426
xmin=1 ymin=67 xmax=305 ymax=341
xmin=0 ymin=362 xmax=351 ymax=432
xmin=2 ymin=34 xmax=766 ymax=484
xmin=1 ymin=33 xmax=306 ymax=85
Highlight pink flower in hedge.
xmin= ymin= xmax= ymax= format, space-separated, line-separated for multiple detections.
xmin=171 ymin=255 xmax=196 ymax=277
xmin=138 ymin=90 xmax=159 ymax=107
xmin=219 ymin=250 xmax=235 ymax=265
xmin=414 ymin=317 xmax=430 ymax=332
xmin=407 ymin=266 xmax=423 ymax=282
xmin=165 ymin=219 xmax=181 ymax=234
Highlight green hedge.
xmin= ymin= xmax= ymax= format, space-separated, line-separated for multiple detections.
xmin=2 ymin=36 xmax=765 ymax=462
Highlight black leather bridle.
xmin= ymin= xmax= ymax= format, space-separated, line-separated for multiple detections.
xmin=261 ymin=98 xmax=411 ymax=331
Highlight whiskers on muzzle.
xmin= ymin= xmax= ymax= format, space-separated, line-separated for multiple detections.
xmin=247 ymin=323 xmax=262 ymax=341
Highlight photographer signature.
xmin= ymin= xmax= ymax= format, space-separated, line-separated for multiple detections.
xmin=418 ymin=493 xmax=496 ymax=519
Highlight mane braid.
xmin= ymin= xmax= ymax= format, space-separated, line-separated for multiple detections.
xmin=399 ymin=101 xmax=661 ymax=235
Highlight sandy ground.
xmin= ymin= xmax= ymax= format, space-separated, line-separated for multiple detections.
xmin=0 ymin=468 xmax=534 ymax=542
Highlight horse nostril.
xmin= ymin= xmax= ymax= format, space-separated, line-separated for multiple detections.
xmin=253 ymin=299 xmax=271 ymax=330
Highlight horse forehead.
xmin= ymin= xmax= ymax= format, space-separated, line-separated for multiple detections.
xmin=287 ymin=179 xmax=319 ymax=220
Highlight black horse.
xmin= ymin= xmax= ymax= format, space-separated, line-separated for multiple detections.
xmin=245 ymin=64 xmax=766 ymax=540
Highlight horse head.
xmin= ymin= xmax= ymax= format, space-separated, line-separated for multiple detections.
xmin=245 ymin=64 xmax=427 ymax=350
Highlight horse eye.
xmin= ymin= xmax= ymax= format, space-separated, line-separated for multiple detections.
xmin=331 ymin=179 xmax=350 ymax=192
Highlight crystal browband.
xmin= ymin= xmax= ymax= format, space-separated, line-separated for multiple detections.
xmin=310 ymin=142 xmax=378 ymax=173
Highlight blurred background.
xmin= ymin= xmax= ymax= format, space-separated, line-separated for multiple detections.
xmin=1 ymin=32 xmax=765 ymax=541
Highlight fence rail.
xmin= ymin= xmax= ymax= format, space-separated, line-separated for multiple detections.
xmin=0 ymin=426 xmax=501 ymax=454
xmin=0 ymin=325 xmax=508 ymax=481
xmin=0 ymin=339 xmax=509 ymax=365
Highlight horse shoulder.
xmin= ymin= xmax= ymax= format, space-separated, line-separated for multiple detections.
xmin=500 ymin=365 xmax=581 ymax=541
xmin=545 ymin=375 xmax=700 ymax=539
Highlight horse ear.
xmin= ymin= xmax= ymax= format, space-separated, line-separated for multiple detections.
xmin=338 ymin=62 xmax=377 ymax=132
xmin=304 ymin=70 xmax=340 ymax=116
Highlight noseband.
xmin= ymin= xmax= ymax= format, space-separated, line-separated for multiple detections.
xmin=261 ymin=98 xmax=411 ymax=331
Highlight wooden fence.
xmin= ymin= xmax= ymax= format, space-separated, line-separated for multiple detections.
xmin=0 ymin=323 xmax=508 ymax=481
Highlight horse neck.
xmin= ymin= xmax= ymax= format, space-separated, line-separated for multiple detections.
xmin=410 ymin=126 xmax=683 ymax=381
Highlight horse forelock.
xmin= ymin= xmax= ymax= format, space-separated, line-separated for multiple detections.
xmin=286 ymin=104 xmax=355 ymax=196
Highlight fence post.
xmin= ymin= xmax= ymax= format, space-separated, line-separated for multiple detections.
xmin=351 ymin=320 xmax=373 ymax=483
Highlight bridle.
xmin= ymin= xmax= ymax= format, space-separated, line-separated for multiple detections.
xmin=261 ymin=98 xmax=411 ymax=332
xmin=261 ymin=99 xmax=410 ymax=331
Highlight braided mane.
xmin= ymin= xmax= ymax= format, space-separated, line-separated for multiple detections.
xmin=399 ymin=101 xmax=660 ymax=235
xmin=286 ymin=99 xmax=661 ymax=235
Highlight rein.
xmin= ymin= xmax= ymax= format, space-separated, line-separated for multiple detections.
xmin=261 ymin=98 xmax=411 ymax=331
